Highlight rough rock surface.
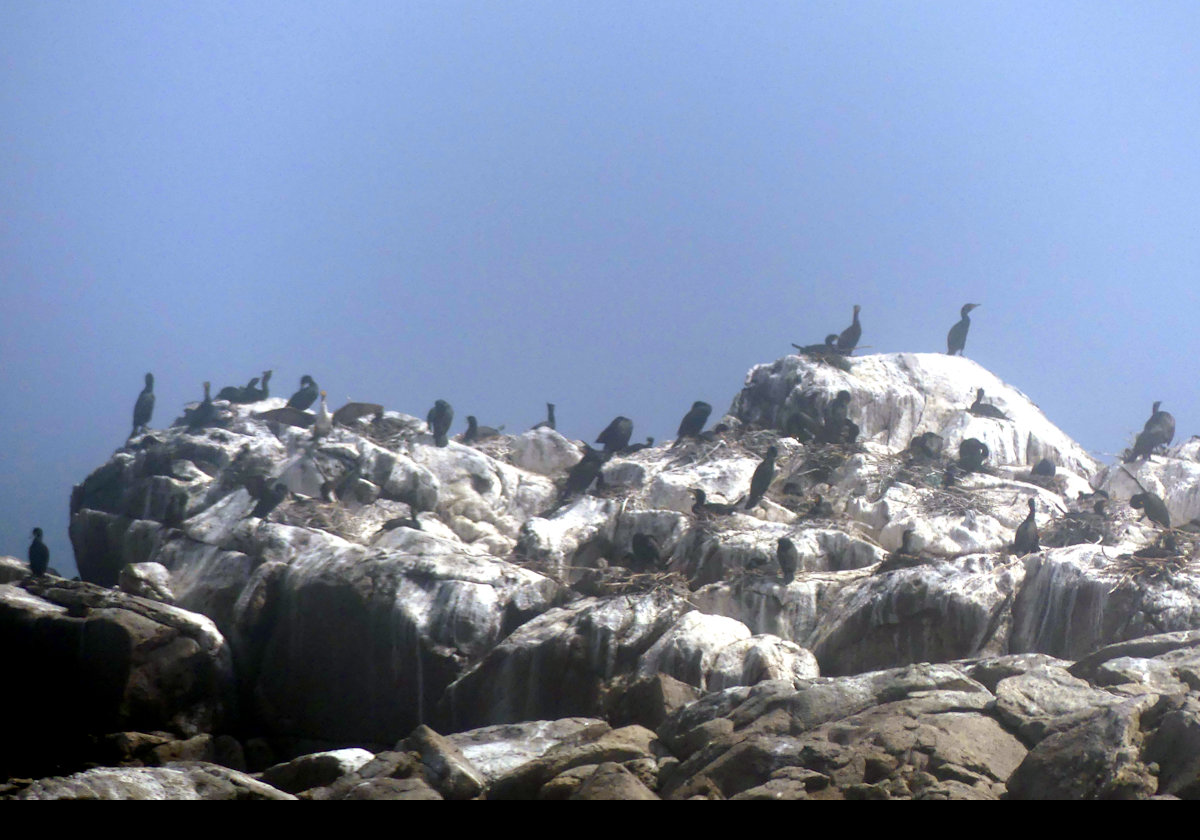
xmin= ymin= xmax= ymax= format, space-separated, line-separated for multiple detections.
xmin=8 ymin=351 xmax=1200 ymax=797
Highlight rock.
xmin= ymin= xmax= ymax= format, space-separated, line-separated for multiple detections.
xmin=117 ymin=561 xmax=176 ymax=604
xmin=405 ymin=725 xmax=485 ymax=800
xmin=13 ymin=762 xmax=294 ymax=800
xmin=260 ymin=748 xmax=376 ymax=794
xmin=570 ymin=762 xmax=660 ymax=800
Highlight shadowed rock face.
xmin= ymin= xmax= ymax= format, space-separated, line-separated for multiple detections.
xmin=30 ymin=350 xmax=1200 ymax=796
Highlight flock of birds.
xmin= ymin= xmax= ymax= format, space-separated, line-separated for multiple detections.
xmin=21 ymin=302 xmax=1186 ymax=584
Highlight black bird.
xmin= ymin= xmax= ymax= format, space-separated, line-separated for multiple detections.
xmin=251 ymin=482 xmax=289 ymax=519
xmin=378 ymin=514 xmax=423 ymax=533
xmin=1131 ymin=492 xmax=1171 ymax=530
xmin=969 ymin=388 xmax=1009 ymax=420
xmin=907 ymin=431 xmax=945 ymax=461
xmin=186 ymin=382 xmax=217 ymax=431
xmin=745 ymin=446 xmax=779 ymax=509
xmin=596 ymin=416 xmax=634 ymax=454
xmin=672 ymin=401 xmax=712 ymax=447
xmin=947 ymin=303 xmax=980 ymax=356
xmin=427 ymin=400 xmax=454 ymax=447
xmin=822 ymin=391 xmax=858 ymax=443
xmin=793 ymin=334 xmax=841 ymax=356
xmin=878 ymin=529 xmax=922 ymax=573
xmin=131 ymin=372 xmax=155 ymax=437
xmin=629 ymin=534 xmax=662 ymax=572
xmin=28 ymin=527 xmax=49 ymax=577
xmin=807 ymin=494 xmax=834 ymax=517
xmin=243 ymin=370 xmax=272 ymax=402
xmin=217 ymin=377 xmax=257 ymax=402
xmin=287 ymin=375 xmax=319 ymax=411
xmin=1031 ymin=458 xmax=1056 ymax=477
xmin=958 ymin=438 xmax=989 ymax=472
xmin=1125 ymin=401 xmax=1176 ymax=462
xmin=1013 ymin=499 xmax=1040 ymax=555
xmin=691 ymin=488 xmax=739 ymax=517
xmin=620 ymin=437 xmax=655 ymax=454
xmin=943 ymin=463 xmax=959 ymax=488
xmin=532 ymin=403 xmax=556 ymax=431
xmin=463 ymin=416 xmax=502 ymax=443
xmin=777 ymin=537 xmax=798 ymax=583
xmin=561 ymin=445 xmax=608 ymax=501
xmin=836 ymin=305 xmax=862 ymax=354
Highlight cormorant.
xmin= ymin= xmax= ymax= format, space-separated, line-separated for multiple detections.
xmin=745 ymin=446 xmax=779 ymax=509
xmin=1130 ymin=492 xmax=1171 ymax=530
xmin=822 ymin=391 xmax=858 ymax=443
xmin=1125 ymin=401 xmax=1176 ymax=462
xmin=186 ymin=382 xmax=216 ymax=431
xmin=969 ymin=388 xmax=1009 ymax=420
xmin=313 ymin=391 xmax=333 ymax=437
xmin=672 ymin=401 xmax=712 ymax=447
xmin=878 ymin=529 xmax=922 ymax=572
xmin=428 ymin=400 xmax=454 ymax=447
xmin=629 ymin=534 xmax=662 ymax=572
xmin=777 ymin=537 xmax=798 ymax=583
xmin=807 ymin=494 xmax=834 ymax=517
xmin=1032 ymin=458 xmax=1056 ymax=477
xmin=958 ymin=438 xmax=989 ymax=472
xmin=1013 ymin=499 xmax=1040 ymax=555
xmin=243 ymin=370 xmax=272 ymax=402
xmin=943 ymin=463 xmax=959 ymax=488
xmin=251 ymin=482 xmax=289 ymax=520
xmin=907 ymin=431 xmax=945 ymax=461
xmin=792 ymin=334 xmax=841 ymax=357
xmin=947 ymin=303 xmax=980 ymax=356
xmin=131 ymin=372 xmax=155 ymax=437
xmin=379 ymin=514 xmax=423 ymax=533
xmin=532 ymin=403 xmax=554 ymax=429
xmin=217 ymin=377 xmax=257 ymax=402
xmin=836 ymin=305 xmax=862 ymax=354
xmin=463 ymin=416 xmax=502 ymax=443
xmin=620 ymin=437 xmax=655 ymax=454
xmin=287 ymin=375 xmax=319 ymax=411
xmin=28 ymin=527 xmax=48 ymax=577
xmin=691 ymin=488 xmax=739 ymax=517
xmin=596 ymin=416 xmax=634 ymax=453
xmin=561 ymin=445 xmax=607 ymax=501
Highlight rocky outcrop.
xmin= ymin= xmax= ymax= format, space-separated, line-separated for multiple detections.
xmin=9 ymin=350 xmax=1200 ymax=798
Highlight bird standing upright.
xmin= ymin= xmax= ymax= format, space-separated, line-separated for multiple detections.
xmin=836 ymin=305 xmax=862 ymax=354
xmin=28 ymin=527 xmax=49 ymax=577
xmin=131 ymin=373 xmax=155 ymax=437
xmin=947 ymin=303 xmax=980 ymax=355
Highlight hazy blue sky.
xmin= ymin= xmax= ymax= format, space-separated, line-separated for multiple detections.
xmin=3 ymin=3 xmax=1199 ymax=576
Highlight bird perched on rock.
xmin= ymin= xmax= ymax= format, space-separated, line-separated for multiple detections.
xmin=186 ymin=382 xmax=216 ymax=431
xmin=1125 ymin=402 xmax=1175 ymax=462
xmin=969 ymin=388 xmax=1009 ymax=420
xmin=463 ymin=416 xmax=502 ymax=443
xmin=745 ymin=446 xmax=779 ymax=509
xmin=836 ymin=305 xmax=862 ymax=354
xmin=596 ymin=416 xmax=633 ymax=454
xmin=672 ymin=401 xmax=712 ymax=447
xmin=313 ymin=391 xmax=333 ymax=437
xmin=1032 ymin=458 xmax=1056 ymax=477
xmin=947 ymin=303 xmax=980 ymax=356
xmin=691 ymin=488 xmax=739 ymax=517
xmin=878 ymin=529 xmax=922 ymax=573
xmin=620 ymin=437 xmax=655 ymax=454
xmin=1130 ymin=492 xmax=1171 ymax=530
xmin=131 ymin=372 xmax=155 ymax=438
xmin=958 ymin=438 xmax=989 ymax=472
xmin=251 ymin=482 xmax=289 ymax=520
xmin=242 ymin=370 xmax=272 ymax=402
xmin=1013 ymin=499 xmax=1040 ymax=555
xmin=217 ymin=377 xmax=256 ymax=402
xmin=628 ymin=534 xmax=662 ymax=572
xmin=287 ymin=375 xmax=319 ymax=411
xmin=560 ymin=445 xmax=607 ymax=502
xmin=822 ymin=391 xmax=858 ymax=443
xmin=28 ymin=527 xmax=49 ymax=577
xmin=907 ymin=432 xmax=944 ymax=461
xmin=532 ymin=403 xmax=556 ymax=431
xmin=777 ymin=537 xmax=798 ymax=583
xmin=793 ymin=335 xmax=841 ymax=357
xmin=427 ymin=400 xmax=454 ymax=447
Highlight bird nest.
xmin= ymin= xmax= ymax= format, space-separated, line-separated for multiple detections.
xmin=918 ymin=488 xmax=981 ymax=517
xmin=1110 ymin=547 xmax=1197 ymax=586
xmin=1040 ymin=514 xmax=1114 ymax=548
xmin=570 ymin=568 xmax=689 ymax=598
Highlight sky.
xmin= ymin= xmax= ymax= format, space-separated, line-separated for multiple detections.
xmin=3 ymin=2 xmax=1200 ymax=577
